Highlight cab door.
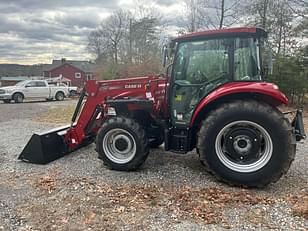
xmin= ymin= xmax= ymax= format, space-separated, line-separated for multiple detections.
xmin=170 ymin=38 xmax=231 ymax=126
xmin=34 ymin=81 xmax=49 ymax=98
xmin=24 ymin=81 xmax=49 ymax=98
xmin=23 ymin=81 xmax=36 ymax=98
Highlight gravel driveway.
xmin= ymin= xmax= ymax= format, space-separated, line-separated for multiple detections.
xmin=0 ymin=100 xmax=307 ymax=230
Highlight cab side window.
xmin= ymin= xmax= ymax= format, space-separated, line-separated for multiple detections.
xmin=234 ymin=38 xmax=261 ymax=81
xmin=25 ymin=81 xmax=36 ymax=87
xmin=35 ymin=81 xmax=47 ymax=87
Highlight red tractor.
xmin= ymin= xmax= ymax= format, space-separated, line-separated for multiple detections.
xmin=19 ymin=27 xmax=305 ymax=187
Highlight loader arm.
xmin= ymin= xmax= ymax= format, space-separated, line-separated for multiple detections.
xmin=19 ymin=77 xmax=167 ymax=164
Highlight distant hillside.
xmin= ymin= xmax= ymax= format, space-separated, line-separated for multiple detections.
xmin=0 ymin=64 xmax=47 ymax=77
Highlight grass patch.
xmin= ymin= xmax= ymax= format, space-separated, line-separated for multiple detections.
xmin=35 ymin=105 xmax=75 ymax=124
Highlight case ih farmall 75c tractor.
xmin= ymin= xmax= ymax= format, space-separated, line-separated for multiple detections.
xmin=19 ymin=27 xmax=305 ymax=187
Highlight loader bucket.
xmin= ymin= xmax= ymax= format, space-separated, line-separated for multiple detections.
xmin=18 ymin=125 xmax=70 ymax=164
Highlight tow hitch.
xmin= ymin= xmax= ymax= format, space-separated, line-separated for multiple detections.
xmin=292 ymin=109 xmax=306 ymax=141
xmin=285 ymin=108 xmax=306 ymax=141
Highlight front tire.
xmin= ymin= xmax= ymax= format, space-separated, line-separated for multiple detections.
xmin=197 ymin=100 xmax=295 ymax=188
xmin=96 ymin=117 xmax=149 ymax=171
xmin=13 ymin=93 xmax=23 ymax=103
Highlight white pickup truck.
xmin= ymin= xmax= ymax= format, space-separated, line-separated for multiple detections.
xmin=0 ymin=80 xmax=69 ymax=103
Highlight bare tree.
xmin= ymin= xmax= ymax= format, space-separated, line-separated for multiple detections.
xmin=87 ymin=10 xmax=130 ymax=64
xmin=87 ymin=4 xmax=163 ymax=78
xmin=286 ymin=0 xmax=308 ymax=18
xmin=218 ymin=0 xmax=225 ymax=29
xmin=87 ymin=31 xmax=103 ymax=60
xmin=270 ymin=1 xmax=294 ymax=55
xmin=126 ymin=2 xmax=162 ymax=64
xmin=99 ymin=10 xmax=130 ymax=64
xmin=199 ymin=0 xmax=242 ymax=29
xmin=180 ymin=0 xmax=203 ymax=33
xmin=246 ymin=0 xmax=300 ymax=56
xmin=295 ymin=13 xmax=308 ymax=38
xmin=252 ymin=0 xmax=271 ymax=30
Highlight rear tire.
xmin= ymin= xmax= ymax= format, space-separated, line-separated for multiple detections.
xmin=13 ymin=93 xmax=23 ymax=103
xmin=69 ymin=90 xmax=77 ymax=96
xmin=96 ymin=117 xmax=149 ymax=171
xmin=55 ymin=92 xmax=64 ymax=101
xmin=197 ymin=100 xmax=295 ymax=188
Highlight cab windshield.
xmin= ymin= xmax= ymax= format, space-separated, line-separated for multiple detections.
xmin=173 ymin=37 xmax=262 ymax=84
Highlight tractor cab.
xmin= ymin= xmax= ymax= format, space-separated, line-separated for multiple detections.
xmin=164 ymin=28 xmax=266 ymax=126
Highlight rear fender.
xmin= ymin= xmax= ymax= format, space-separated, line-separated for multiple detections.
xmin=190 ymin=82 xmax=288 ymax=128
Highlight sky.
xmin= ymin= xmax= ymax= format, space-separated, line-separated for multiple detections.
xmin=0 ymin=0 xmax=183 ymax=65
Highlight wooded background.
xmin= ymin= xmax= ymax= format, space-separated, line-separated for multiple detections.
xmin=87 ymin=0 xmax=308 ymax=105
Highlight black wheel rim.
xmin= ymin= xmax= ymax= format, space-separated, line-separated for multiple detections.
xmin=215 ymin=120 xmax=273 ymax=173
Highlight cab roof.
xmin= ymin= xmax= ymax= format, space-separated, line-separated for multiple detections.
xmin=173 ymin=27 xmax=267 ymax=43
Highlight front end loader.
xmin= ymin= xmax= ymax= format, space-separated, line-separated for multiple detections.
xmin=19 ymin=27 xmax=306 ymax=187
xmin=19 ymin=76 xmax=167 ymax=164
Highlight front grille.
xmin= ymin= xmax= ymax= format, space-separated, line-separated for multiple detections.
xmin=0 ymin=89 xmax=5 ymax=94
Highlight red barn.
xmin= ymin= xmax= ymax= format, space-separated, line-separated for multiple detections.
xmin=43 ymin=59 xmax=95 ymax=88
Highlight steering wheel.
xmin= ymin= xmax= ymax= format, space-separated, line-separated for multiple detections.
xmin=192 ymin=70 xmax=208 ymax=84
xmin=198 ymin=73 xmax=228 ymax=97
xmin=205 ymin=72 xmax=228 ymax=85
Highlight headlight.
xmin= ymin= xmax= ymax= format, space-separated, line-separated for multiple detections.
xmin=5 ymin=89 xmax=13 ymax=93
